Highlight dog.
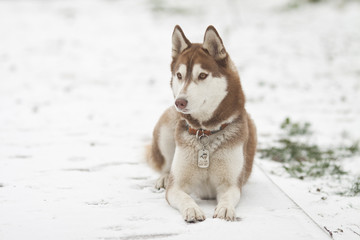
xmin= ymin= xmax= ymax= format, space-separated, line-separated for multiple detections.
xmin=146 ymin=25 xmax=257 ymax=223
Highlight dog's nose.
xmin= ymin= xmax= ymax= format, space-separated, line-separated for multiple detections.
xmin=175 ymin=98 xmax=188 ymax=110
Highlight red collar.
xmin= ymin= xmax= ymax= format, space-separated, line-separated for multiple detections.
xmin=187 ymin=123 xmax=229 ymax=137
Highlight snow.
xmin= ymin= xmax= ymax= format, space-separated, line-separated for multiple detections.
xmin=0 ymin=162 xmax=330 ymax=240
xmin=0 ymin=0 xmax=359 ymax=239
xmin=259 ymin=159 xmax=360 ymax=240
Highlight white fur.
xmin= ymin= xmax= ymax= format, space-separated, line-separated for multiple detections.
xmin=213 ymin=185 xmax=240 ymax=220
xmin=210 ymin=144 xmax=244 ymax=185
xmin=170 ymin=145 xmax=204 ymax=190
xmin=168 ymin=131 xmax=245 ymax=221
xmin=188 ymin=64 xmax=228 ymax=122
xmin=210 ymin=144 xmax=244 ymax=220
xmin=167 ymin=184 xmax=206 ymax=222
xmin=154 ymin=26 xmax=254 ymax=223
xmin=172 ymin=64 xmax=187 ymax=99
xmin=167 ymin=146 xmax=206 ymax=221
xmin=158 ymin=125 xmax=175 ymax=173
xmin=172 ymin=64 xmax=228 ymax=123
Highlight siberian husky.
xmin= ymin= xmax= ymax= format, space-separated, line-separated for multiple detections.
xmin=146 ymin=25 xmax=257 ymax=222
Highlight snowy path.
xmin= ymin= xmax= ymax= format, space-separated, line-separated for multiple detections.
xmin=0 ymin=154 xmax=330 ymax=240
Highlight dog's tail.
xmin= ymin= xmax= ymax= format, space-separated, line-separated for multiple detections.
xmin=239 ymin=114 xmax=257 ymax=186
xmin=145 ymin=143 xmax=165 ymax=173
xmin=145 ymin=107 xmax=178 ymax=173
xmin=145 ymin=144 xmax=154 ymax=168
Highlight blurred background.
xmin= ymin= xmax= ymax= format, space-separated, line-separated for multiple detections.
xmin=0 ymin=0 xmax=359 ymax=239
xmin=1 ymin=0 xmax=359 ymax=144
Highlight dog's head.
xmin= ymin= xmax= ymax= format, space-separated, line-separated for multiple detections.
xmin=170 ymin=25 xmax=244 ymax=128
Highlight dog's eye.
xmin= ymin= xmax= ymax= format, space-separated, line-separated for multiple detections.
xmin=198 ymin=73 xmax=208 ymax=80
xmin=176 ymin=73 xmax=182 ymax=80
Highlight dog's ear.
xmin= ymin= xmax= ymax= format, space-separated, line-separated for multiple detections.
xmin=172 ymin=25 xmax=191 ymax=58
xmin=203 ymin=26 xmax=227 ymax=60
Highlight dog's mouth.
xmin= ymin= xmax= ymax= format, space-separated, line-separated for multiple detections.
xmin=175 ymin=107 xmax=190 ymax=114
xmin=181 ymin=109 xmax=190 ymax=114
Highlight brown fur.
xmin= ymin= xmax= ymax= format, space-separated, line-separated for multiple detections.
xmin=145 ymin=133 xmax=165 ymax=172
xmin=146 ymin=107 xmax=178 ymax=172
xmin=170 ymin=47 xmax=245 ymax=130
xmin=148 ymin=25 xmax=256 ymax=175
xmin=238 ymin=114 xmax=257 ymax=187
xmin=146 ymin=25 xmax=257 ymax=222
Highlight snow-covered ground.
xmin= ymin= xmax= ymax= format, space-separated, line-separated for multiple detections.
xmin=0 ymin=0 xmax=359 ymax=239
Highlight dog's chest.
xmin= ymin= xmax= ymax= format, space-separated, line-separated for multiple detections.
xmin=172 ymin=130 xmax=244 ymax=188
xmin=190 ymin=145 xmax=244 ymax=198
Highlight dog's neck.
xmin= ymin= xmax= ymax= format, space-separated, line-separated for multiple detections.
xmin=186 ymin=123 xmax=229 ymax=137
xmin=181 ymin=111 xmax=240 ymax=132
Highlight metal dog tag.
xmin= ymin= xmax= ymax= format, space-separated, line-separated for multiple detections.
xmin=198 ymin=149 xmax=210 ymax=168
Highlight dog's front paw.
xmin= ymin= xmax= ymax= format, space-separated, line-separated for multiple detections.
xmin=183 ymin=207 xmax=205 ymax=223
xmin=213 ymin=206 xmax=236 ymax=221
xmin=155 ymin=174 xmax=169 ymax=190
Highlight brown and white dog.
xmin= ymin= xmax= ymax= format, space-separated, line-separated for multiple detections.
xmin=146 ymin=25 xmax=257 ymax=223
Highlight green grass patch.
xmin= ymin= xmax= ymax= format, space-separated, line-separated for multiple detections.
xmin=259 ymin=118 xmax=359 ymax=183
xmin=337 ymin=176 xmax=360 ymax=196
xmin=350 ymin=177 xmax=360 ymax=196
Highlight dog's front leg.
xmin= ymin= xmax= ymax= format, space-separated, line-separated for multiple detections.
xmin=155 ymin=173 xmax=169 ymax=190
xmin=213 ymin=185 xmax=240 ymax=221
xmin=166 ymin=185 xmax=205 ymax=223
